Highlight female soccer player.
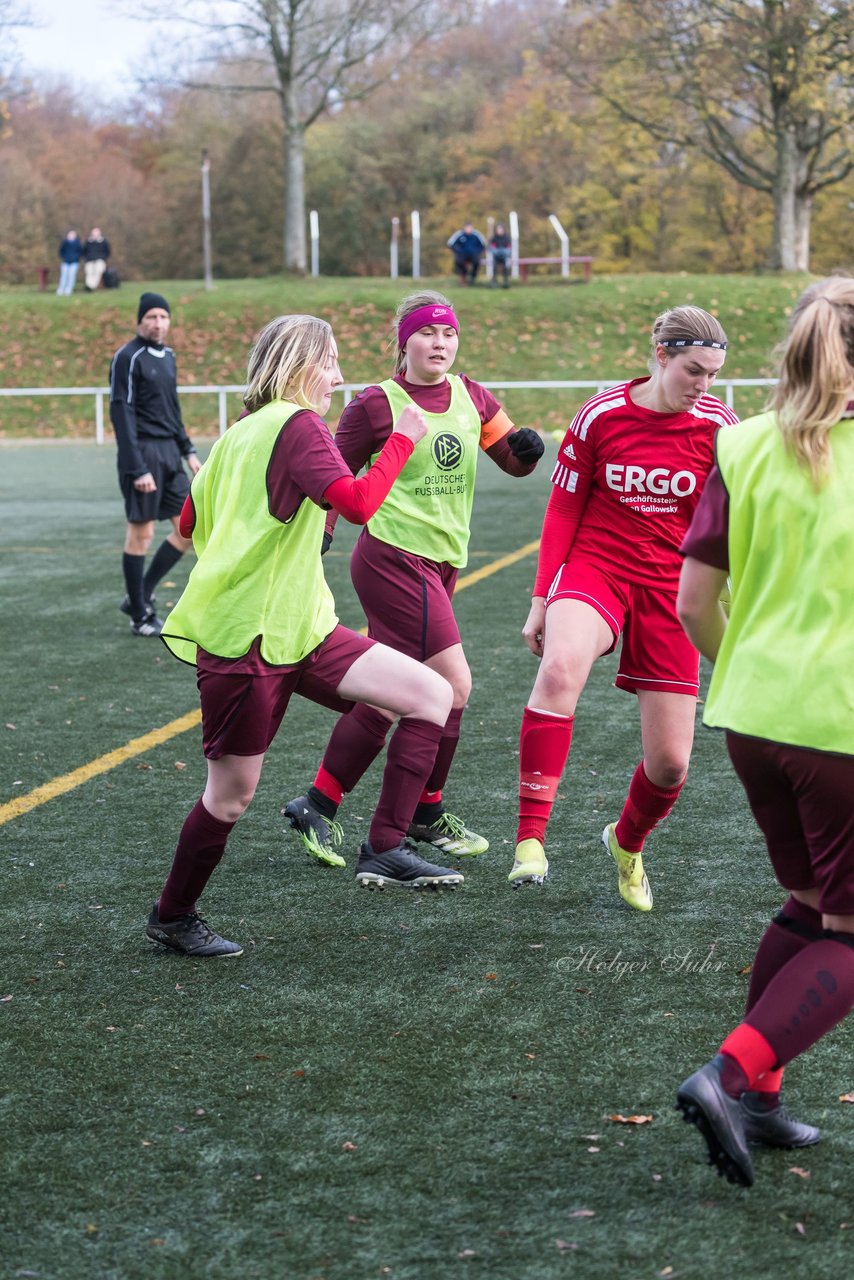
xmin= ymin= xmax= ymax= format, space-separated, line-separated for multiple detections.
xmin=510 ymin=305 xmax=737 ymax=904
xmin=283 ymin=290 xmax=545 ymax=874
xmin=675 ymin=277 xmax=854 ymax=1187
xmin=147 ymin=314 xmax=463 ymax=959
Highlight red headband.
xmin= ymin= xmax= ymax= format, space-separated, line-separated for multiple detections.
xmin=398 ymin=304 xmax=459 ymax=351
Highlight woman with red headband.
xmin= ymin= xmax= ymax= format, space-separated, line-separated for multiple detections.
xmin=510 ymin=305 xmax=738 ymax=906
xmin=283 ymin=289 xmax=545 ymax=885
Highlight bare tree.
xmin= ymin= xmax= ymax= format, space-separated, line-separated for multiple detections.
xmin=554 ymin=0 xmax=854 ymax=271
xmin=0 ymin=0 xmax=37 ymax=127
xmin=141 ymin=0 xmax=457 ymax=273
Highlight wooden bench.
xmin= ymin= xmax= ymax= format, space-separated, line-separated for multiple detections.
xmin=517 ymin=255 xmax=593 ymax=282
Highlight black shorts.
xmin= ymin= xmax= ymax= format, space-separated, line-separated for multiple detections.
xmin=120 ymin=438 xmax=191 ymax=523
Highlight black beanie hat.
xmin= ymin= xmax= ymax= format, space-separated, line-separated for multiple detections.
xmin=137 ymin=292 xmax=170 ymax=323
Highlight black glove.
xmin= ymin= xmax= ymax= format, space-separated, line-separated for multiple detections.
xmin=507 ymin=428 xmax=545 ymax=464
xmin=321 ymin=530 xmax=333 ymax=556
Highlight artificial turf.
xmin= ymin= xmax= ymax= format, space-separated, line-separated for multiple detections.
xmin=1 ymin=443 xmax=852 ymax=1279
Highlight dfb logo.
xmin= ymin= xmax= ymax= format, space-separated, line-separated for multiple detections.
xmin=605 ymin=464 xmax=697 ymax=496
xmin=432 ymin=432 xmax=464 ymax=471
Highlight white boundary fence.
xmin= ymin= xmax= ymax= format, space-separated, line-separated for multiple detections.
xmin=0 ymin=379 xmax=776 ymax=442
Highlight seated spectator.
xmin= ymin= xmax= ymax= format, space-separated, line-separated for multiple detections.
xmin=447 ymin=222 xmax=486 ymax=286
xmin=489 ymin=223 xmax=512 ymax=289
xmin=83 ymin=228 xmax=111 ymax=291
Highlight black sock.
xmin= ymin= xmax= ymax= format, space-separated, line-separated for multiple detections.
xmin=412 ymin=799 xmax=443 ymax=826
xmin=143 ymin=540 xmax=183 ymax=599
xmin=307 ymin=785 xmax=338 ymax=819
xmin=122 ymin=553 xmax=147 ymax=621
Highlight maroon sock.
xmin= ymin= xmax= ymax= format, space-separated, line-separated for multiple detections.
xmin=157 ymin=798 xmax=236 ymax=920
xmin=745 ymin=936 xmax=854 ymax=1068
xmin=746 ymin=895 xmax=824 ymax=1013
xmin=425 ymin=706 xmax=464 ymax=794
xmin=319 ymin=704 xmax=391 ymax=797
xmin=516 ymin=706 xmax=573 ymax=844
xmin=368 ymin=717 xmax=443 ymax=853
xmin=614 ymin=762 xmax=683 ymax=853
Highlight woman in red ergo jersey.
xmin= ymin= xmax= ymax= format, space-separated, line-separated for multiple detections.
xmin=510 ymin=305 xmax=737 ymax=905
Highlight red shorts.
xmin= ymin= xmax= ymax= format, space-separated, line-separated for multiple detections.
xmin=350 ymin=528 xmax=461 ymax=662
xmin=726 ymin=732 xmax=854 ymax=915
xmin=197 ymin=625 xmax=374 ymax=758
xmin=546 ymin=559 xmax=700 ymax=697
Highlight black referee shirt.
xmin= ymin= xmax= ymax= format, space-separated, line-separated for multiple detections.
xmin=109 ymin=336 xmax=195 ymax=478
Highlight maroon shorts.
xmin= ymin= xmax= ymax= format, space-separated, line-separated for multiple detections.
xmin=197 ymin=625 xmax=374 ymax=759
xmin=726 ymin=731 xmax=854 ymax=915
xmin=546 ymin=559 xmax=700 ymax=697
xmin=350 ymin=528 xmax=460 ymax=663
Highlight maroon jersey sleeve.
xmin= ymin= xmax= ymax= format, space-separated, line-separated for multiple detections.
xmin=332 ymin=387 xmax=392 ymax=475
xmin=268 ymin=409 xmax=353 ymax=521
xmin=680 ymin=465 xmax=730 ymax=570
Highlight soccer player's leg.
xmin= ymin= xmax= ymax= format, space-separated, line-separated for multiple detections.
xmin=510 ymin=586 xmax=615 ymax=887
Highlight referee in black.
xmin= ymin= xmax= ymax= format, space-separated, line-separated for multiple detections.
xmin=109 ymin=292 xmax=201 ymax=635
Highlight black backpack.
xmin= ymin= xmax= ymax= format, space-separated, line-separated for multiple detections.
xmin=103 ymin=268 xmax=120 ymax=289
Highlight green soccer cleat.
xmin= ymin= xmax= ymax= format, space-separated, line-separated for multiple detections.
xmin=602 ymin=823 xmax=653 ymax=912
xmin=407 ymin=810 xmax=489 ymax=857
xmin=283 ymin=794 xmax=346 ymax=868
xmin=508 ymin=837 xmax=549 ymax=888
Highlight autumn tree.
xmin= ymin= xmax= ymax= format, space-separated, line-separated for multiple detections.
xmin=142 ymin=0 xmax=457 ymax=273
xmin=553 ymin=0 xmax=854 ymax=271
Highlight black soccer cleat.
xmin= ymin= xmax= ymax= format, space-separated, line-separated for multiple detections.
xmin=283 ymin=794 xmax=345 ymax=867
xmin=146 ymin=904 xmax=243 ymax=957
xmin=120 ymin=592 xmax=156 ymax=617
xmin=740 ymin=1092 xmax=821 ymax=1148
xmin=676 ymin=1055 xmax=754 ymax=1187
xmin=130 ymin=611 xmax=164 ymax=636
xmin=355 ymin=839 xmax=464 ymax=890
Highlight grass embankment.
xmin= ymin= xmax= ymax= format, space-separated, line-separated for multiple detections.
xmin=0 ymin=273 xmax=806 ymax=440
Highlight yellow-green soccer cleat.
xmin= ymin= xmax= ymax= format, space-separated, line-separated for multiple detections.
xmin=601 ymin=823 xmax=653 ymax=911
xmin=508 ymin=838 xmax=549 ymax=888
xmin=407 ymin=810 xmax=489 ymax=858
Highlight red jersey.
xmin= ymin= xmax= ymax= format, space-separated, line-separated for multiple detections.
xmin=535 ymin=378 xmax=738 ymax=594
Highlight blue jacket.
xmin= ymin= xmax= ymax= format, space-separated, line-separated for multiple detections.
xmin=59 ymin=236 xmax=83 ymax=264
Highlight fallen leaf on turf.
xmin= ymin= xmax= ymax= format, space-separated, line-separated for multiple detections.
xmin=525 ymin=1053 xmax=536 ymax=1059
xmin=555 ymin=1239 xmax=578 ymax=1251
xmin=149 ymin=1238 xmax=166 ymax=1246
xmin=795 ymin=1222 xmax=806 ymax=1235
xmin=838 ymin=1092 xmax=854 ymax=1103
xmin=195 ymin=1108 xmax=206 ymax=1116
xmin=840 ymin=1223 xmax=852 ymax=1229
xmin=610 ymin=1114 xmax=654 ymax=1125
xmin=292 ymin=1069 xmax=305 ymax=1077
xmin=657 ymin=1269 xmax=675 ymax=1278
xmin=738 ymin=964 xmax=753 ymax=975
xmin=347 ymin=1214 xmax=369 ymax=1224
xmin=5 ymin=723 xmax=16 ymax=730
xmin=254 ymin=1053 xmax=271 ymax=1060
xmin=485 ymin=973 xmax=498 ymax=980
xmin=581 ymin=1134 xmax=599 ymax=1140
xmin=458 ymin=1250 xmax=476 ymax=1259
xmin=85 ymin=1224 xmax=98 ymax=1235
xmin=587 ymin=1146 xmax=600 ymax=1153
xmin=568 ymin=1209 xmax=595 ymax=1218
xmin=175 ymin=761 xmax=186 ymax=770
xmin=529 ymin=943 xmax=544 ymax=949
xmin=1 ymin=995 xmax=13 ymax=1003
xmin=341 ymin=1141 xmax=357 ymax=1151
xmin=788 ymin=1167 xmax=810 ymax=1178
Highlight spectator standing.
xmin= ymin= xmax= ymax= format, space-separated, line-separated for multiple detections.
xmin=489 ymin=223 xmax=512 ymax=289
xmin=447 ymin=222 xmax=486 ymax=286
xmin=675 ymin=276 xmax=854 ymax=1188
xmin=109 ymin=292 xmax=200 ymax=636
xmin=83 ymin=227 xmax=111 ymax=291
xmin=56 ymin=230 xmax=83 ymax=295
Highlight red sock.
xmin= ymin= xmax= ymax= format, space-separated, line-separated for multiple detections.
xmin=319 ymin=704 xmax=391 ymax=796
xmin=718 ymin=1024 xmax=778 ymax=1094
xmin=158 ymin=798 xmax=236 ymax=920
xmin=516 ymin=706 xmax=573 ymax=844
xmin=614 ymin=762 xmax=683 ymax=853
xmin=368 ymin=717 xmax=443 ymax=853
xmin=745 ymin=936 xmax=854 ymax=1067
xmin=425 ymin=706 xmax=464 ymax=794
xmin=751 ymin=1068 xmax=785 ymax=1095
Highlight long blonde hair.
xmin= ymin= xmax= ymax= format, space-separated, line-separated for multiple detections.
xmin=771 ymin=276 xmax=854 ymax=488
xmin=244 ymin=314 xmax=335 ymax=413
xmin=391 ymin=290 xmax=455 ymax=375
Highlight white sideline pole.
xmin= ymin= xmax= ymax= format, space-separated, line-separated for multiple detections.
xmin=509 ymin=210 xmax=520 ymax=280
xmin=548 ymin=213 xmax=570 ymax=277
xmin=411 ymin=211 xmax=421 ymax=279
xmin=309 ymin=210 xmax=319 ymax=277
xmin=390 ymin=217 xmax=400 ymax=279
xmin=486 ymin=215 xmax=494 ymax=282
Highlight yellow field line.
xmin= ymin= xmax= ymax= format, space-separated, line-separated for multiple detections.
xmin=0 ymin=539 xmax=539 ymax=828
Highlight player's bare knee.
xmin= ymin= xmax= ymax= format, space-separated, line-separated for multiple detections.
xmin=646 ymin=756 xmax=689 ymax=789
xmin=533 ymin=659 xmax=582 ymax=714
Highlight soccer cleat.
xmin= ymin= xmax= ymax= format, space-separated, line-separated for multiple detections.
xmin=740 ymin=1093 xmax=821 ymax=1148
xmin=508 ymin=837 xmax=549 ymax=888
xmin=120 ymin=592 xmax=156 ymax=617
xmin=145 ymin=904 xmax=243 ymax=957
xmin=355 ymin=840 xmax=464 ymax=890
xmin=283 ymin=794 xmax=346 ymax=868
xmin=130 ymin=611 xmax=164 ymax=637
xmin=602 ymin=823 xmax=653 ymax=911
xmin=407 ymin=810 xmax=489 ymax=858
xmin=676 ymin=1056 xmax=754 ymax=1188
